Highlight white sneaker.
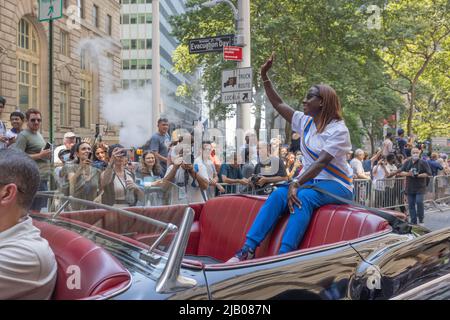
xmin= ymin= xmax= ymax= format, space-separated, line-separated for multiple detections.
xmin=418 ymin=222 xmax=425 ymax=227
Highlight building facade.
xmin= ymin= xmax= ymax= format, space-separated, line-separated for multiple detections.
xmin=0 ymin=0 xmax=122 ymax=144
xmin=120 ymin=0 xmax=200 ymax=130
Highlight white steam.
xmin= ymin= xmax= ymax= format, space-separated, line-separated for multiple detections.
xmin=78 ymin=37 xmax=154 ymax=148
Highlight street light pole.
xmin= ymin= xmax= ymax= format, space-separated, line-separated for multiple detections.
xmin=202 ymin=0 xmax=252 ymax=132
xmin=236 ymin=0 xmax=251 ymax=132
xmin=152 ymin=0 xmax=161 ymax=133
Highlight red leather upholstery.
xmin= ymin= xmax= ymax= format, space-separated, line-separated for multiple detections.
xmin=266 ymin=204 xmax=391 ymax=255
xmin=193 ymin=196 xmax=392 ymax=262
xmin=33 ymin=220 xmax=131 ymax=300
xmin=196 ymin=195 xmax=272 ymax=262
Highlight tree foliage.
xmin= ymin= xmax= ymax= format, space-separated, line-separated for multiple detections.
xmin=170 ymin=0 xmax=449 ymax=152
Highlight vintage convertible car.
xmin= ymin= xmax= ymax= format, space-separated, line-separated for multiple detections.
xmin=30 ymin=183 xmax=450 ymax=300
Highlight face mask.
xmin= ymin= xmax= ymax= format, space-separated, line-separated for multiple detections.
xmin=412 ymin=155 xmax=419 ymax=161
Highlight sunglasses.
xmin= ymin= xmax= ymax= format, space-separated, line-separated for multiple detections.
xmin=0 ymin=182 xmax=25 ymax=193
xmin=30 ymin=118 xmax=42 ymax=123
xmin=305 ymin=93 xmax=321 ymax=100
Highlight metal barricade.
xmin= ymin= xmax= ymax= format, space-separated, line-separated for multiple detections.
xmin=371 ymin=177 xmax=407 ymax=210
xmin=433 ymin=175 xmax=450 ymax=205
xmin=353 ymin=179 xmax=372 ymax=207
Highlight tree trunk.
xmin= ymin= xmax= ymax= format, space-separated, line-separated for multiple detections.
xmin=407 ymin=84 xmax=416 ymax=136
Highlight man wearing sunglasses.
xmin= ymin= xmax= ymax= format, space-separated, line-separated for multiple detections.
xmin=14 ymin=108 xmax=51 ymax=210
xmin=0 ymin=149 xmax=57 ymax=299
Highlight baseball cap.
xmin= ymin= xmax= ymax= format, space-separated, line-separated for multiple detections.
xmin=64 ymin=132 xmax=76 ymax=139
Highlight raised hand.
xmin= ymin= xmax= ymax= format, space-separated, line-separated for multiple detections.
xmin=260 ymin=52 xmax=275 ymax=79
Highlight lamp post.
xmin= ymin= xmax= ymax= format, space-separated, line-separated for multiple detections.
xmin=201 ymin=0 xmax=251 ymax=131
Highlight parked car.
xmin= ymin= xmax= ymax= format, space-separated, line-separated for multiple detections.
xmin=30 ymin=181 xmax=450 ymax=300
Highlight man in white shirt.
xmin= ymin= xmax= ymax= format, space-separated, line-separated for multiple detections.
xmin=163 ymin=145 xmax=210 ymax=204
xmin=382 ymin=132 xmax=394 ymax=157
xmin=350 ymin=149 xmax=370 ymax=179
xmin=0 ymin=148 xmax=57 ymax=299
xmin=53 ymin=131 xmax=76 ymax=165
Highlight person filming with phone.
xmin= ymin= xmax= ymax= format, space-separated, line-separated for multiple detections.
xmin=100 ymin=144 xmax=144 ymax=208
xmin=66 ymin=142 xmax=102 ymax=210
xmin=14 ymin=108 xmax=51 ymax=211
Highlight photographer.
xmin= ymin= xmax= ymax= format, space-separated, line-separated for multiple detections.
xmin=250 ymin=141 xmax=288 ymax=195
xmin=163 ymin=145 xmax=209 ymax=204
xmin=397 ymin=148 xmax=432 ymax=225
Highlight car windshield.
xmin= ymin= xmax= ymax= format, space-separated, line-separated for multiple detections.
xmin=30 ymin=165 xmax=196 ymax=277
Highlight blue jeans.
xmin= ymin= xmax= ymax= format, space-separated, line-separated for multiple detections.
xmin=407 ymin=193 xmax=425 ymax=224
xmin=245 ymin=180 xmax=353 ymax=254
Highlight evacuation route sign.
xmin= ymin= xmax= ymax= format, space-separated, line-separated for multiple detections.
xmin=38 ymin=0 xmax=63 ymax=22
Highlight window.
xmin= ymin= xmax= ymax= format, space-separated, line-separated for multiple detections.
xmin=60 ymin=30 xmax=69 ymax=56
xmin=80 ymin=49 xmax=93 ymax=128
xmin=92 ymin=5 xmax=99 ymax=28
xmin=17 ymin=18 xmax=40 ymax=112
xmin=106 ymin=14 xmax=112 ymax=35
xmin=80 ymin=78 xmax=92 ymax=128
xmin=130 ymin=14 xmax=137 ymax=24
xmin=77 ymin=0 xmax=85 ymax=19
xmin=59 ymin=82 xmax=70 ymax=126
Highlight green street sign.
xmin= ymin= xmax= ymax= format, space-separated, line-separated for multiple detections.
xmin=38 ymin=0 xmax=63 ymax=22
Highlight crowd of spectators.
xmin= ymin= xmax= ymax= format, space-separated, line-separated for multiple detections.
xmin=0 ymin=99 xmax=449 ymax=213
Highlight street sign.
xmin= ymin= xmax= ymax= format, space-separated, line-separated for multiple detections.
xmin=222 ymin=91 xmax=252 ymax=104
xmin=221 ymin=67 xmax=252 ymax=104
xmin=189 ymin=34 xmax=235 ymax=54
xmin=223 ymin=46 xmax=243 ymax=61
xmin=38 ymin=0 xmax=63 ymax=22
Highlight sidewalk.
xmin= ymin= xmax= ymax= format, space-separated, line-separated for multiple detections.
xmin=424 ymin=203 xmax=450 ymax=231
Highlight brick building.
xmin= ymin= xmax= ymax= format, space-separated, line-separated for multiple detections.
xmin=0 ymin=0 xmax=122 ymax=144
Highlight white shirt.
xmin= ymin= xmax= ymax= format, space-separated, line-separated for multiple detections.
xmin=164 ymin=163 xmax=209 ymax=204
xmin=53 ymin=144 xmax=67 ymax=165
xmin=382 ymin=139 xmax=393 ymax=157
xmin=350 ymin=158 xmax=366 ymax=178
xmin=372 ymin=163 xmax=397 ymax=190
xmin=0 ymin=121 xmax=7 ymax=149
xmin=0 ymin=217 xmax=57 ymax=299
xmin=292 ymin=111 xmax=353 ymax=191
xmin=195 ymin=157 xmax=218 ymax=199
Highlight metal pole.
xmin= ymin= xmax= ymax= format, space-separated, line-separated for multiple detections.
xmin=152 ymin=0 xmax=161 ymax=133
xmin=237 ymin=0 xmax=251 ymax=132
xmin=49 ymin=19 xmax=54 ymax=144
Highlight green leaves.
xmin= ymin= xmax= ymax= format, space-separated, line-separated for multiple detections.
xmin=169 ymin=0 xmax=449 ymax=149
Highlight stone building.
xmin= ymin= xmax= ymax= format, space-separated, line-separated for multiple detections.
xmin=0 ymin=0 xmax=122 ymax=144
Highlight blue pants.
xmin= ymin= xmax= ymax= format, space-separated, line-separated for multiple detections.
xmin=407 ymin=193 xmax=425 ymax=224
xmin=245 ymin=180 xmax=353 ymax=254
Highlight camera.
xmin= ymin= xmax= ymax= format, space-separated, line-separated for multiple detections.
xmin=411 ymin=167 xmax=419 ymax=177
xmin=250 ymin=174 xmax=262 ymax=185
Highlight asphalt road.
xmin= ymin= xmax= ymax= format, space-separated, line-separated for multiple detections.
xmin=423 ymin=203 xmax=450 ymax=231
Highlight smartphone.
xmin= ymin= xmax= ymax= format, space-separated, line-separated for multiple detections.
xmin=43 ymin=142 xmax=52 ymax=150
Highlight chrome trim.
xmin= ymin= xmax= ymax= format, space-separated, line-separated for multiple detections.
xmin=156 ymin=207 xmax=197 ymax=293
xmin=390 ymin=273 xmax=450 ymax=300
xmin=92 ymin=269 xmax=134 ymax=300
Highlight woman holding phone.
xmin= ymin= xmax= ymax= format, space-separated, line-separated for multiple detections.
xmin=66 ymin=142 xmax=102 ymax=210
xmin=100 ymin=143 xmax=144 ymax=207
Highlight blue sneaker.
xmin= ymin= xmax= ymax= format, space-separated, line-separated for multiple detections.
xmin=227 ymin=246 xmax=255 ymax=263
